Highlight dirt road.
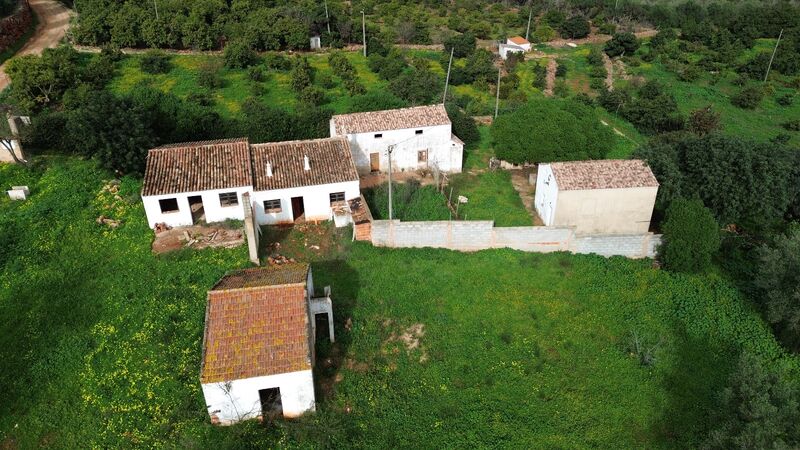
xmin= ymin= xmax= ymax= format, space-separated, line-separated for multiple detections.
xmin=0 ymin=0 xmax=72 ymax=92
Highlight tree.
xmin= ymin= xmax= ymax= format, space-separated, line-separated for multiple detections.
xmin=660 ymin=198 xmax=720 ymax=273
xmin=140 ymin=50 xmax=171 ymax=74
xmin=688 ymin=106 xmax=721 ymax=136
xmin=560 ymin=16 xmax=590 ymax=39
xmin=464 ymin=49 xmax=496 ymax=85
xmin=491 ymin=99 xmax=614 ymax=164
xmin=197 ymin=61 xmax=223 ymax=89
xmin=5 ymin=46 xmax=81 ymax=111
xmin=388 ymin=67 xmax=442 ymax=105
xmin=445 ymin=104 xmax=479 ymax=147
xmin=290 ymin=57 xmax=315 ymax=93
xmin=347 ymin=92 xmax=408 ymax=113
xmin=63 ymin=91 xmax=154 ymax=174
xmin=755 ymin=228 xmax=800 ymax=351
xmin=604 ymin=32 xmax=640 ymax=57
xmin=223 ymin=40 xmax=257 ymax=69
xmin=443 ymin=32 xmax=476 ymax=58
xmin=705 ymin=352 xmax=800 ymax=449
xmin=731 ymin=86 xmax=763 ymax=109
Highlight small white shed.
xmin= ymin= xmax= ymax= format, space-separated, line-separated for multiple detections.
xmin=499 ymin=43 xmax=525 ymax=60
xmin=310 ymin=35 xmax=322 ymax=50
xmin=506 ymin=36 xmax=531 ymax=51
xmin=535 ymin=159 xmax=659 ymax=235
xmin=201 ymin=263 xmax=334 ymax=425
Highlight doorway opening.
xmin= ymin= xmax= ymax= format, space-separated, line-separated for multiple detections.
xmin=370 ymin=152 xmax=380 ymax=172
xmin=314 ymin=313 xmax=330 ymax=344
xmin=291 ymin=196 xmax=305 ymax=222
xmin=188 ymin=195 xmax=205 ymax=224
xmin=259 ymin=387 xmax=283 ymax=419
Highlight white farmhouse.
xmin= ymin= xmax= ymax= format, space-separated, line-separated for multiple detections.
xmin=141 ymin=137 xmax=360 ymax=229
xmin=535 ymin=159 xmax=659 ymax=235
xmin=506 ymin=36 xmax=531 ymax=51
xmin=330 ymin=104 xmax=464 ymax=174
xmin=200 ymin=263 xmax=335 ymax=424
xmin=499 ymin=43 xmax=525 ymax=60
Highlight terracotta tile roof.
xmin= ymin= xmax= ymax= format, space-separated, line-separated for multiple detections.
xmin=211 ymin=264 xmax=309 ymax=291
xmin=550 ymin=159 xmax=659 ymax=190
xmin=508 ymin=36 xmax=529 ymax=45
xmin=142 ymin=138 xmax=252 ymax=196
xmin=201 ymin=264 xmax=312 ymax=383
xmin=251 ymin=137 xmax=358 ymax=191
xmin=331 ymin=104 xmax=451 ymax=135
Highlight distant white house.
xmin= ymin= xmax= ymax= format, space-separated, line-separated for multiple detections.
xmin=310 ymin=35 xmax=321 ymax=50
xmin=499 ymin=43 xmax=525 ymax=60
xmin=141 ymin=137 xmax=360 ymax=229
xmin=507 ymin=36 xmax=531 ymax=51
xmin=535 ymin=159 xmax=659 ymax=235
xmin=329 ymin=104 xmax=464 ymax=174
xmin=201 ymin=263 xmax=335 ymax=424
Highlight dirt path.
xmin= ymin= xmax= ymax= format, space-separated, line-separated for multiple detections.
xmin=543 ymin=59 xmax=557 ymax=97
xmin=0 ymin=0 xmax=72 ymax=92
xmin=602 ymin=52 xmax=615 ymax=91
xmin=509 ymin=168 xmax=544 ymax=225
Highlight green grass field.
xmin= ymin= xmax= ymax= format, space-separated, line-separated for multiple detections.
xmin=449 ymin=170 xmax=534 ymax=226
xmin=0 ymin=158 xmax=797 ymax=448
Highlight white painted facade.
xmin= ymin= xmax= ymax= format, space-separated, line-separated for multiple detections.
xmin=506 ymin=37 xmax=531 ymax=51
xmin=331 ymin=122 xmax=463 ymax=174
xmin=499 ymin=43 xmax=525 ymax=60
xmin=251 ymin=180 xmax=361 ymax=225
xmin=202 ymin=369 xmax=316 ymax=424
xmin=143 ymin=181 xmax=361 ymax=229
xmin=534 ymin=164 xmax=559 ymax=226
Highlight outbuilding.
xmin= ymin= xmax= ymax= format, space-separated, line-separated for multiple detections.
xmin=535 ymin=159 xmax=659 ymax=235
xmin=499 ymin=43 xmax=525 ymax=60
xmin=330 ymin=104 xmax=464 ymax=174
xmin=200 ymin=263 xmax=335 ymax=424
xmin=506 ymin=36 xmax=531 ymax=51
xmin=140 ymin=137 xmax=360 ymax=229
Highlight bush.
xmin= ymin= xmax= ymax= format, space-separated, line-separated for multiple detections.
xmin=247 ymin=65 xmax=266 ymax=82
xmin=532 ymin=25 xmax=556 ymax=43
xmin=706 ymin=352 xmax=800 ymax=448
xmin=139 ymin=50 xmax=171 ymax=74
xmin=688 ymin=106 xmax=720 ymax=136
xmin=446 ymin=104 xmax=480 ymax=147
xmin=604 ymin=32 xmax=639 ymax=57
xmin=587 ymin=46 xmax=604 ymax=66
xmin=290 ymin=57 xmax=315 ymax=93
xmin=263 ymin=53 xmax=291 ymax=71
xmin=560 ymin=16 xmax=590 ymax=39
xmin=777 ymin=94 xmax=794 ymax=106
xmin=298 ymin=86 xmax=325 ymax=106
xmin=223 ymin=40 xmax=257 ymax=69
xmin=343 ymin=78 xmax=366 ymax=96
xmin=491 ymin=98 xmax=614 ymax=164
xmin=389 ymin=66 xmax=442 ymax=105
xmin=443 ymin=32 xmax=476 ymax=58
xmin=348 ymin=91 xmax=408 ymax=113
xmin=197 ymin=61 xmax=223 ymax=89
xmin=660 ymin=198 xmax=720 ymax=273
xmin=317 ymin=72 xmax=336 ymax=89
xmin=731 ymin=86 xmax=763 ymax=109
xmin=783 ymin=120 xmax=800 ymax=132
xmin=555 ymin=64 xmax=568 ymax=77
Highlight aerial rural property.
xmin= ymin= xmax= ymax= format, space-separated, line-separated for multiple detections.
xmin=1 ymin=0 xmax=800 ymax=448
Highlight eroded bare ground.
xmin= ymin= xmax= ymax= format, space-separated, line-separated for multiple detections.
xmin=544 ymin=58 xmax=557 ymax=97
xmin=151 ymin=225 xmax=244 ymax=254
xmin=509 ymin=168 xmax=545 ymax=226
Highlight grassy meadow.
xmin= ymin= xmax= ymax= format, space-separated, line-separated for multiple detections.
xmin=1 ymin=157 xmax=797 ymax=448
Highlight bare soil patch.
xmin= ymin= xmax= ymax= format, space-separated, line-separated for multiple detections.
xmin=151 ymin=225 xmax=244 ymax=254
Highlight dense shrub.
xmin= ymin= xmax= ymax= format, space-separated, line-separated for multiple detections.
xmin=5 ymin=46 xmax=82 ymax=111
xmin=197 ymin=61 xmax=223 ymax=89
xmin=289 ymin=57 xmax=315 ymax=93
xmin=754 ymin=228 xmax=800 ymax=351
xmin=706 ymin=352 xmax=800 ymax=448
xmin=491 ymin=98 xmax=614 ymax=164
xmin=607 ymin=81 xmax=685 ymax=134
xmin=633 ymin=134 xmax=795 ymax=226
xmin=731 ymin=86 xmax=764 ymax=109
xmin=389 ymin=66 xmax=442 ymax=105
xmin=140 ymin=50 xmax=171 ymax=74
xmin=604 ymin=32 xmax=640 ymax=57
xmin=446 ymin=104 xmax=480 ymax=147
xmin=263 ymin=53 xmax=291 ymax=71
xmin=660 ymin=198 xmax=720 ymax=273
xmin=223 ymin=40 xmax=257 ymax=69
xmin=348 ymin=91 xmax=407 ymax=113
xmin=560 ymin=16 xmax=590 ymax=39
xmin=688 ymin=106 xmax=721 ymax=136
xmin=443 ymin=32 xmax=476 ymax=58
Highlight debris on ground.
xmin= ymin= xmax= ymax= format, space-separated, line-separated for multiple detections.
xmin=385 ymin=322 xmax=429 ymax=363
xmin=95 ymin=215 xmax=121 ymax=228
xmin=266 ymin=254 xmax=296 ymax=265
xmin=152 ymin=225 xmax=245 ymax=253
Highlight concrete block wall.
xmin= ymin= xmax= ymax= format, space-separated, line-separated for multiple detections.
xmin=371 ymin=220 xmax=661 ymax=259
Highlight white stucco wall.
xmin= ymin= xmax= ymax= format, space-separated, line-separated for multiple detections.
xmin=555 ymin=186 xmax=658 ymax=235
xmin=202 ymin=369 xmax=315 ymax=424
xmin=0 ymin=139 xmax=25 ymax=163
xmin=250 ymin=180 xmax=361 ymax=225
xmin=506 ymin=39 xmax=531 ymax=51
xmin=499 ymin=44 xmax=525 ymax=60
xmin=331 ymin=122 xmax=463 ymax=174
xmin=142 ymin=186 xmax=252 ymax=228
xmin=534 ymin=164 xmax=559 ymax=226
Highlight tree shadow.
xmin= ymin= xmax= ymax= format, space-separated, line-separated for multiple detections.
xmin=649 ymin=322 xmax=737 ymax=447
xmin=308 ymin=259 xmax=359 ymax=406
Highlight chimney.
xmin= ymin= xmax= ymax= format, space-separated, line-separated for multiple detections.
xmin=266 ymin=162 xmax=273 ymax=177
xmin=304 ymin=155 xmax=310 ymax=171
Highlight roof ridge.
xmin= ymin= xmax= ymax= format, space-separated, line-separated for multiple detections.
xmin=151 ymin=137 xmax=250 ymax=151
xmin=331 ymin=103 xmax=445 ymax=119
xmin=250 ymin=136 xmax=346 ymax=147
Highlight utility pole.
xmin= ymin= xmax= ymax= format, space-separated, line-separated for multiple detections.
xmin=494 ymin=66 xmax=501 ymax=119
xmin=525 ymin=5 xmax=533 ymax=42
xmin=153 ymin=0 xmax=159 ymax=21
xmin=764 ymin=28 xmax=783 ymax=82
xmin=387 ymin=144 xmax=395 ymax=220
xmin=442 ymin=47 xmax=454 ymax=104
xmin=324 ymin=0 xmax=331 ymax=34
xmin=361 ymin=10 xmax=367 ymax=57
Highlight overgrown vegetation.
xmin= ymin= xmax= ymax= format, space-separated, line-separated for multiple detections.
xmin=1 ymin=158 xmax=798 ymax=448
xmin=363 ymin=180 xmax=451 ymax=221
